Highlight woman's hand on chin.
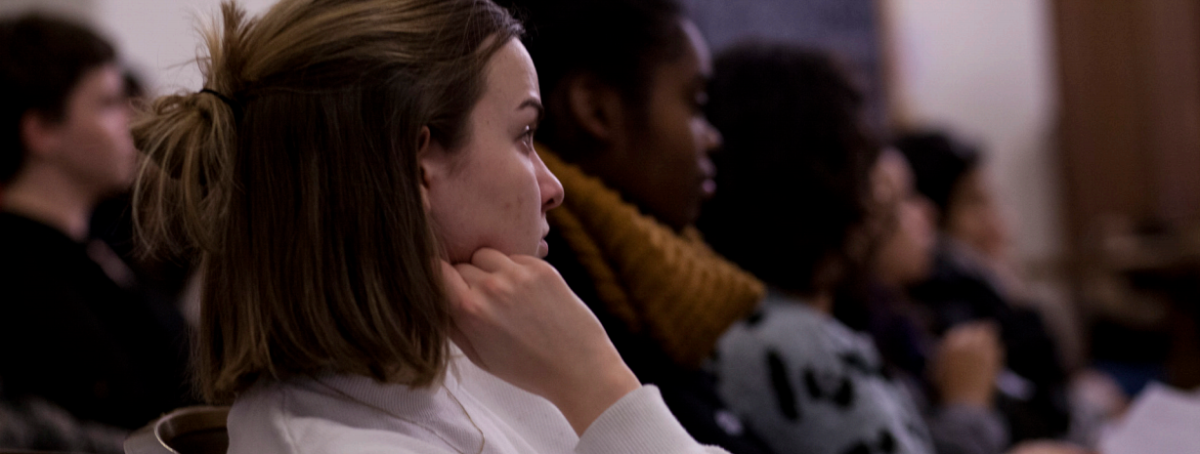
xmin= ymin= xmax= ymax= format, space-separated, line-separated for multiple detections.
xmin=440 ymin=248 xmax=640 ymax=435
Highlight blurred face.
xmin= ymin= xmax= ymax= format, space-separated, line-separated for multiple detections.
xmin=423 ymin=39 xmax=564 ymax=263
xmin=46 ymin=64 xmax=136 ymax=199
xmin=872 ymin=150 xmax=936 ymax=287
xmin=612 ymin=19 xmax=722 ymax=231
xmin=945 ymin=168 xmax=1009 ymax=258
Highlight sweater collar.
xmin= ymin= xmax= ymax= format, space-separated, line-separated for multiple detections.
xmin=303 ymin=348 xmax=484 ymax=454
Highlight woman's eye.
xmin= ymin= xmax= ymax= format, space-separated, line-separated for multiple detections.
xmin=520 ymin=126 xmax=536 ymax=150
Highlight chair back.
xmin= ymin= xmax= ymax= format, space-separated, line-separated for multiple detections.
xmin=123 ymin=406 xmax=229 ymax=454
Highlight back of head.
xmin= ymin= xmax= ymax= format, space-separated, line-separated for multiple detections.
xmin=0 ymin=13 xmax=115 ymax=185
xmin=697 ymin=43 xmax=878 ymax=296
xmin=495 ymin=0 xmax=684 ymax=158
xmin=892 ymin=130 xmax=981 ymax=219
xmin=133 ymin=0 xmax=520 ymax=403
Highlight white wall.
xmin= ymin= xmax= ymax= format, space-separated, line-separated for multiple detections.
xmin=884 ymin=0 xmax=1063 ymax=268
xmin=883 ymin=0 xmax=1085 ymax=366
xmin=0 ymin=0 xmax=275 ymax=94
xmin=94 ymin=0 xmax=276 ymax=94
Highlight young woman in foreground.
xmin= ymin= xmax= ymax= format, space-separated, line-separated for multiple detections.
xmin=132 ymin=1 xmax=724 ymax=453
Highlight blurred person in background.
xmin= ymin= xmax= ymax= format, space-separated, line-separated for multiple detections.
xmin=699 ymin=43 xmax=1087 ymax=454
xmin=89 ymin=69 xmax=195 ymax=316
xmin=494 ymin=1 xmax=772 ymax=452
xmin=896 ymin=132 xmax=1120 ymax=445
xmin=0 ymin=13 xmax=191 ymax=450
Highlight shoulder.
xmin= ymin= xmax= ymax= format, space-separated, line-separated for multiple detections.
xmin=227 ymin=379 xmax=455 ymax=454
xmin=718 ymin=293 xmax=833 ymax=356
xmin=0 ymin=212 xmax=74 ymax=256
xmin=713 ymin=291 xmax=889 ymax=404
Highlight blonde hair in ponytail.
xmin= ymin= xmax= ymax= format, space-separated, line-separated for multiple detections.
xmin=132 ymin=0 xmax=521 ymax=403
xmin=132 ymin=5 xmax=245 ymax=257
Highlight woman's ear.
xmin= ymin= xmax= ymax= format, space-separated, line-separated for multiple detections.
xmin=416 ymin=126 xmax=436 ymax=212
xmin=564 ymin=74 xmax=625 ymax=144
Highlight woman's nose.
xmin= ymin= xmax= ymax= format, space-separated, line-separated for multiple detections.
xmin=536 ymin=154 xmax=564 ymax=211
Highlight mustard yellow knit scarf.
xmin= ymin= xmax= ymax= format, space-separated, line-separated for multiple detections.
xmin=540 ymin=147 xmax=765 ymax=368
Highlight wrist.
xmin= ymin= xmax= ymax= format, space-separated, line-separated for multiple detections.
xmin=550 ymin=360 xmax=640 ymax=435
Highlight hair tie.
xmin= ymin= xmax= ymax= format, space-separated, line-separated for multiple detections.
xmin=199 ymin=88 xmax=238 ymax=110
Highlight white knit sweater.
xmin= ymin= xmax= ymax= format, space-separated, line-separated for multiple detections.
xmin=227 ymin=349 xmax=726 ymax=454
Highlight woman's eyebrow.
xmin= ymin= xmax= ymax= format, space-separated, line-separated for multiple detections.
xmin=517 ymin=98 xmax=544 ymax=123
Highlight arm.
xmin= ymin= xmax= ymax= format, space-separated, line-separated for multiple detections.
xmin=443 ymin=249 xmax=725 ymax=453
xmin=577 ymin=386 xmax=729 ymax=454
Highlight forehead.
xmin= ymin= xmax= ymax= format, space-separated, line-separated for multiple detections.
xmin=647 ymin=19 xmax=711 ymax=92
xmin=680 ymin=19 xmax=711 ymax=75
xmin=70 ymin=64 xmax=122 ymax=101
xmin=477 ymin=39 xmax=540 ymax=113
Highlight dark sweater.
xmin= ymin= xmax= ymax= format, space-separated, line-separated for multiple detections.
xmin=0 ymin=212 xmax=191 ymax=430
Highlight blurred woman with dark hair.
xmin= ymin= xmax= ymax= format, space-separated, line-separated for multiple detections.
xmin=493 ymin=1 xmax=771 ymax=452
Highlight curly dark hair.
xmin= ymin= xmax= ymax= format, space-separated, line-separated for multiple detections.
xmin=697 ymin=42 xmax=880 ymax=296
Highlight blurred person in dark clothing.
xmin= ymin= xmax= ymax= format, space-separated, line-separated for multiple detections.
xmin=493 ymin=1 xmax=772 ymax=452
xmin=0 ymin=12 xmax=192 ymax=445
xmin=893 ymin=132 xmax=1073 ymax=443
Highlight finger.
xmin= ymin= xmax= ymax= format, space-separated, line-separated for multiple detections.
xmin=512 ymin=256 xmax=565 ymax=280
xmin=976 ymin=327 xmax=1001 ymax=350
xmin=961 ymin=323 xmax=996 ymax=346
xmin=956 ymin=322 xmax=985 ymax=337
xmin=946 ymin=324 xmax=974 ymax=340
xmin=944 ymin=329 xmax=970 ymax=348
xmin=453 ymin=262 xmax=490 ymax=285
xmin=964 ymin=326 xmax=989 ymax=346
xmin=968 ymin=320 xmax=1000 ymax=338
xmin=470 ymin=248 xmax=516 ymax=273
xmin=439 ymin=261 xmax=471 ymax=305
xmin=510 ymin=254 xmax=546 ymax=266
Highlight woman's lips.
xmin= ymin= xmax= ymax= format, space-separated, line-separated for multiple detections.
xmin=700 ymin=158 xmax=717 ymax=199
xmin=701 ymin=177 xmax=717 ymax=199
